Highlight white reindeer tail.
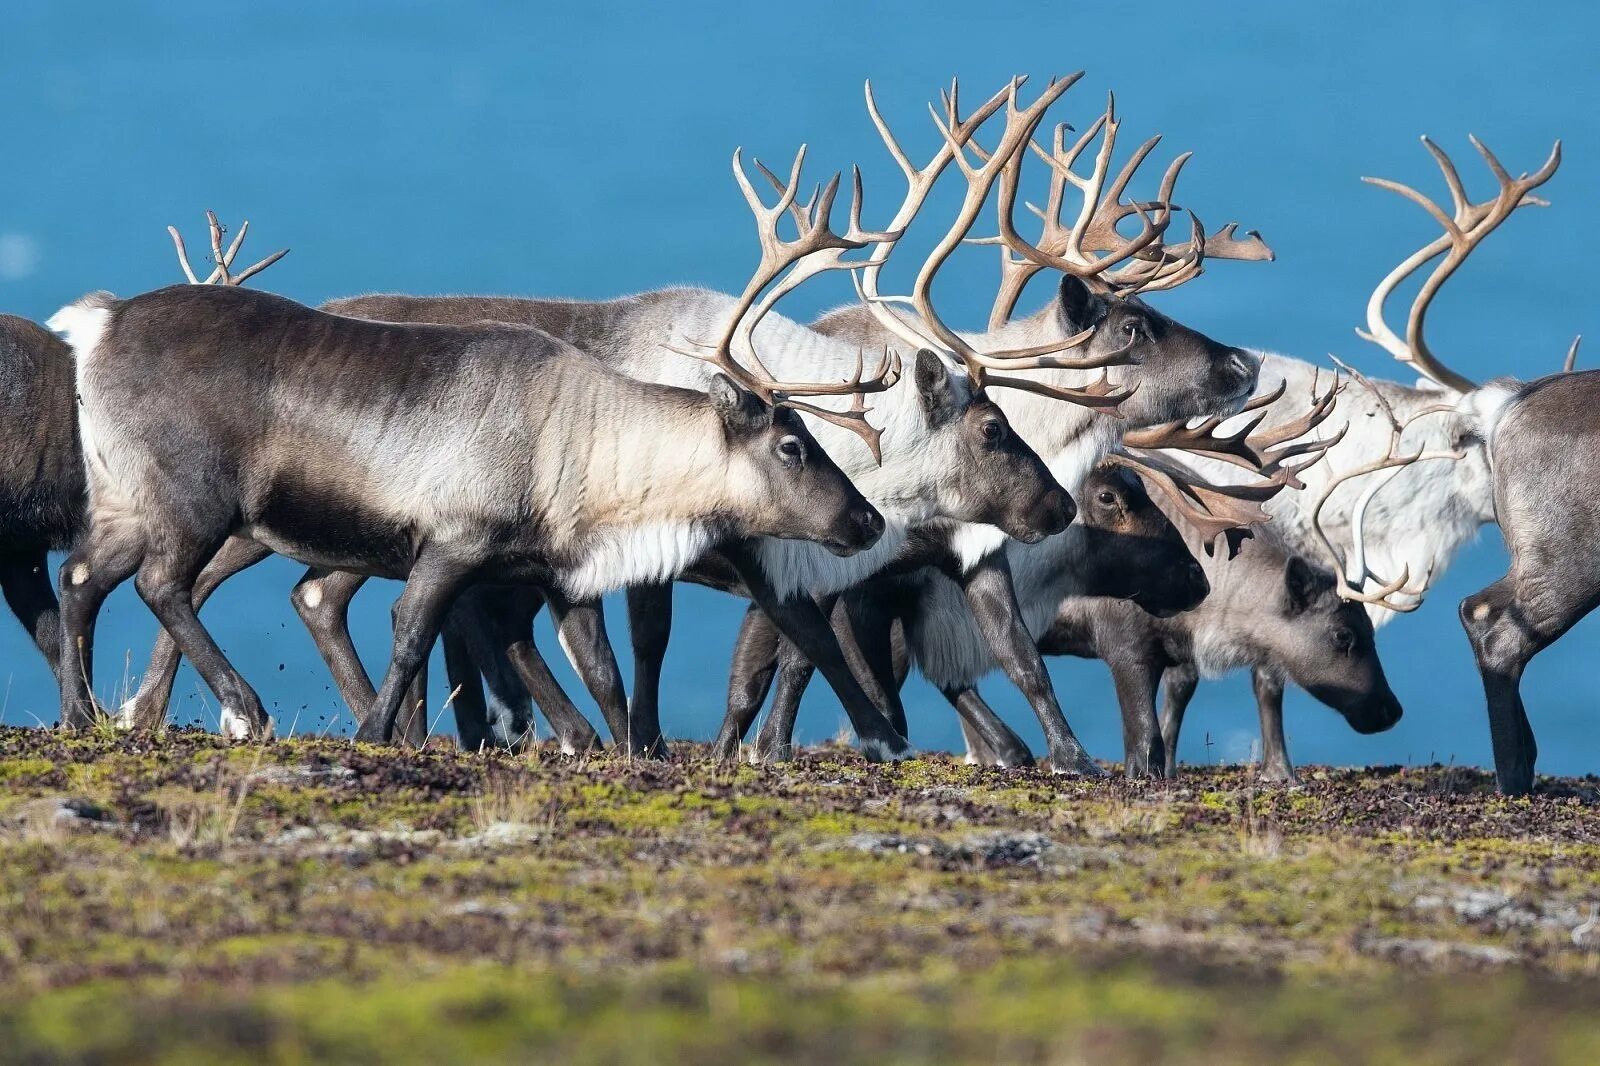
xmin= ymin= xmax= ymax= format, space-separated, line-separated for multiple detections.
xmin=1456 ymin=379 xmax=1523 ymax=449
xmin=47 ymin=291 xmax=117 ymax=374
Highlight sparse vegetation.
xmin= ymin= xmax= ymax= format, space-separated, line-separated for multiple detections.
xmin=0 ymin=726 xmax=1597 ymax=1063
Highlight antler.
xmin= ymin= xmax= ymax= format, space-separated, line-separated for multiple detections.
xmin=1113 ymin=374 xmax=1345 ymax=551
xmin=977 ymin=94 xmax=1275 ymax=327
xmin=851 ymin=76 xmax=1139 ymax=411
xmin=1357 ymin=136 xmax=1561 ymax=393
xmin=169 ymin=211 xmax=288 ymax=286
xmin=1308 ymin=361 xmax=1463 ymax=612
xmin=666 ymin=147 xmax=902 ymax=461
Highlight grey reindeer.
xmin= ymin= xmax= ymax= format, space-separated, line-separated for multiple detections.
xmin=1135 ymin=136 xmax=1566 ymax=788
xmin=45 ymin=161 xmax=916 ymax=750
xmin=1342 ymin=134 xmax=1584 ymax=796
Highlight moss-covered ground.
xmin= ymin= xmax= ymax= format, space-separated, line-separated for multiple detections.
xmin=1 ymin=726 xmax=1597 ymax=1063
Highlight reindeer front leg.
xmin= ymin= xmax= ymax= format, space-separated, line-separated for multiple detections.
xmin=957 ymin=552 xmax=1102 ymax=777
xmin=354 ymin=551 xmax=476 ymax=746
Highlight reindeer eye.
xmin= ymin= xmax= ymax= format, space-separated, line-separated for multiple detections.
xmin=776 ymin=436 xmax=804 ymax=465
xmin=1120 ymin=321 xmax=1142 ymax=341
xmin=980 ymin=419 xmax=1004 ymax=443
xmin=1096 ymin=490 xmax=1117 ymax=506
xmin=1332 ymin=627 xmax=1355 ymax=653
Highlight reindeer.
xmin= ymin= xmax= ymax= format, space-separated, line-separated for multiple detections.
xmin=1343 ymin=135 xmax=1580 ymax=796
xmin=46 ymin=152 xmax=922 ymax=751
xmin=1135 ymin=137 xmax=1563 ymax=789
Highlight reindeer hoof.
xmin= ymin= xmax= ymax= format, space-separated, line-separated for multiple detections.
xmin=1048 ymin=747 xmax=1105 ymax=777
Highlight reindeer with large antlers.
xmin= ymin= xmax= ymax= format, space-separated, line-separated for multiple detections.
xmin=46 ymin=173 xmax=916 ymax=748
xmin=1146 ymin=136 xmax=1564 ymax=787
xmin=1350 ymin=134 xmax=1586 ymax=796
xmin=708 ymin=77 xmax=1275 ymax=776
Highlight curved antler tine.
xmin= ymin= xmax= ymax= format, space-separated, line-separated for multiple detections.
xmin=1422 ymin=135 xmax=1471 ymax=217
xmin=205 ymin=210 xmax=228 ymax=284
xmin=168 ymin=225 xmax=201 ymax=284
xmin=1362 ymin=175 xmax=1463 ymax=240
xmin=782 ymin=393 xmax=886 ymax=464
xmin=980 ymin=371 xmax=1133 ymax=413
xmin=1565 ymin=334 xmax=1583 ymax=373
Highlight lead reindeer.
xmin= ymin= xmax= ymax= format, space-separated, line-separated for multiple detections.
xmin=47 ymin=155 xmax=913 ymax=750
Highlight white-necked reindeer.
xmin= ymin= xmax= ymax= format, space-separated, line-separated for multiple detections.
xmin=46 ymin=166 xmax=922 ymax=751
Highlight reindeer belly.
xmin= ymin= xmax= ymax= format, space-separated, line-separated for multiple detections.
xmin=248 ymin=466 xmax=419 ymax=577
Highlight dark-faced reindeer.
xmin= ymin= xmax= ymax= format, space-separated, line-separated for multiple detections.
xmin=46 ymin=166 xmax=926 ymax=749
xmin=706 ymin=83 xmax=1275 ymax=776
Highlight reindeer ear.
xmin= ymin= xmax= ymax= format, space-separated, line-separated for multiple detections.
xmin=913 ymin=349 xmax=962 ymax=426
xmin=1057 ymin=275 xmax=1108 ymax=334
xmin=708 ymin=373 xmax=768 ymax=432
xmin=1283 ymin=555 xmax=1335 ymax=616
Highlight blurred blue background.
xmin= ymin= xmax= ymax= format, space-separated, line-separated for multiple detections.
xmin=1 ymin=1 xmax=1594 ymax=773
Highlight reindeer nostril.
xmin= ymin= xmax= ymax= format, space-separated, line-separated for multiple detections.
xmin=858 ymin=509 xmax=884 ymax=538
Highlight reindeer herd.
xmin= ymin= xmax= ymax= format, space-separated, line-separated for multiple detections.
xmin=1 ymin=74 xmax=1588 ymax=795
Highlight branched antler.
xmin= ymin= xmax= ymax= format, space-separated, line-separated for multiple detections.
xmin=665 ymin=147 xmax=902 ymax=461
xmin=974 ymin=94 xmax=1275 ymax=327
xmin=1307 ymin=359 xmax=1463 ymax=612
xmin=1115 ymin=374 xmax=1346 ymax=552
xmin=169 ymin=211 xmax=288 ymax=286
xmin=850 ymin=75 xmax=1139 ymax=412
xmin=1357 ymin=136 xmax=1561 ymax=393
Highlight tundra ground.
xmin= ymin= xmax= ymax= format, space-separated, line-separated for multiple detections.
xmin=0 ymin=726 xmax=1597 ymax=1064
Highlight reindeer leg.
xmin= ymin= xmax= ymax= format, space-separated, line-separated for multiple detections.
xmin=958 ymin=553 xmax=1101 ymax=777
xmin=752 ymin=635 xmax=813 ymax=763
xmin=715 ymin=604 xmax=780 ymax=760
xmin=58 ymin=520 xmax=147 ymax=729
xmin=1459 ymin=571 xmax=1577 ymax=796
xmin=1107 ymin=654 xmax=1164 ymax=780
xmin=353 ymin=551 xmax=475 ymax=746
xmin=1253 ymin=670 xmax=1298 ymax=785
xmin=1159 ymin=663 xmax=1198 ymax=779
xmin=943 ymin=686 xmax=1035 ymax=768
xmin=625 ymin=583 xmax=672 ymax=754
xmin=722 ymin=541 xmax=911 ymax=762
xmin=135 ymin=538 xmax=270 ymax=740
xmin=291 ymin=569 xmax=377 ymax=721
xmin=394 ymin=594 xmax=430 ymax=747
xmin=442 ymin=618 xmax=493 ymax=752
xmin=547 ymin=591 xmax=640 ymax=754
xmin=0 ymin=548 xmax=62 ymax=675
xmin=120 ymin=536 xmax=272 ymax=732
xmin=448 ymin=586 xmax=535 ymax=749
xmin=494 ymin=587 xmax=604 ymax=754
